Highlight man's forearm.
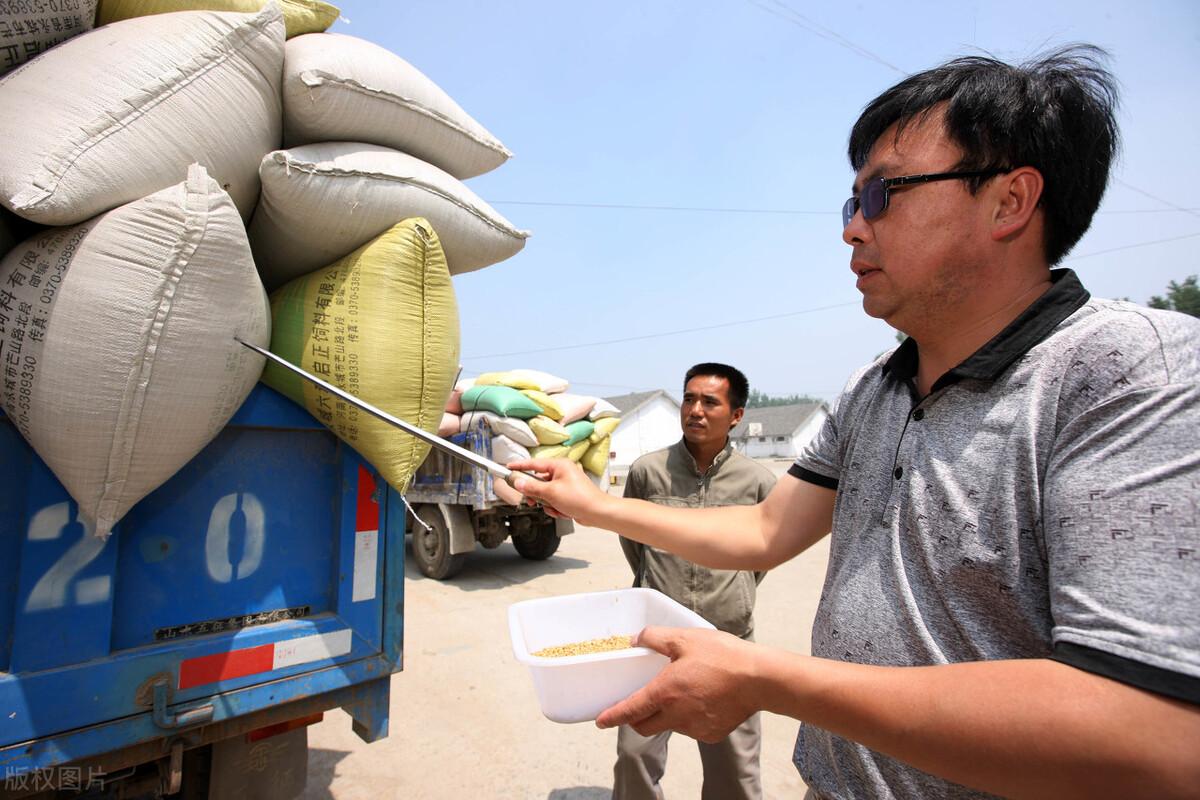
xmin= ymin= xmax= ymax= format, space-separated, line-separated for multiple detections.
xmin=577 ymin=474 xmax=833 ymax=571
xmin=592 ymin=494 xmax=774 ymax=570
xmin=752 ymin=650 xmax=1200 ymax=799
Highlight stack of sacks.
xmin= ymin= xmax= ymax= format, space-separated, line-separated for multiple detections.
xmin=246 ymin=30 xmax=529 ymax=290
xmin=0 ymin=5 xmax=289 ymax=538
xmin=0 ymin=3 xmax=487 ymax=534
xmin=242 ymin=18 xmax=524 ymax=488
xmin=240 ymin=12 xmax=527 ymax=491
xmin=444 ymin=369 xmax=623 ymax=482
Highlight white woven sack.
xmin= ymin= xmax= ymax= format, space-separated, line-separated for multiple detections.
xmin=0 ymin=1 xmax=97 ymax=74
xmin=489 ymin=434 xmax=531 ymax=467
xmin=282 ymin=32 xmax=511 ymax=179
xmin=588 ymin=397 xmax=621 ymax=420
xmin=0 ymin=4 xmax=284 ymax=226
xmin=0 ymin=165 xmax=270 ymax=539
xmin=458 ymin=410 xmax=538 ymax=449
xmin=249 ymin=142 xmax=529 ymax=288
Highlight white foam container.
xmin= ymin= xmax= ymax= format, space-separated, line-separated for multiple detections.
xmin=508 ymin=588 xmax=715 ymax=723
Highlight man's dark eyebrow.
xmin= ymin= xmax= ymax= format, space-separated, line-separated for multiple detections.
xmin=852 ymin=164 xmax=889 ymax=194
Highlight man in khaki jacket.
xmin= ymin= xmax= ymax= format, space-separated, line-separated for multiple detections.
xmin=615 ymin=363 xmax=776 ymax=800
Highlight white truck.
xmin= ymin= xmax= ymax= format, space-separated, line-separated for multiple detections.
xmin=404 ymin=421 xmax=573 ymax=579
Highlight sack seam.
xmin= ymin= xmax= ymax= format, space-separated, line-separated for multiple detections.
xmin=96 ymin=165 xmax=210 ymax=535
xmin=13 ymin=4 xmax=281 ymax=213
xmin=268 ymin=153 xmax=530 ymax=240
xmin=297 ymin=69 xmax=513 ymax=160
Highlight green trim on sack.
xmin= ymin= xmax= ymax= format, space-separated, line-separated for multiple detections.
xmin=264 ymin=280 xmax=310 ymax=403
xmin=399 ymin=220 xmax=431 ymax=493
xmin=562 ymin=420 xmax=596 ymax=447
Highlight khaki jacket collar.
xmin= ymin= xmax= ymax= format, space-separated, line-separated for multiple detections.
xmin=674 ymin=436 xmax=735 ymax=477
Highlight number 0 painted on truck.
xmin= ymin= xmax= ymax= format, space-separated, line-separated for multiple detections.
xmin=205 ymin=492 xmax=266 ymax=583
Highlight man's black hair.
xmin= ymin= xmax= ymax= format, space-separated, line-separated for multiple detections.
xmin=684 ymin=363 xmax=749 ymax=410
xmin=848 ymin=44 xmax=1119 ymax=265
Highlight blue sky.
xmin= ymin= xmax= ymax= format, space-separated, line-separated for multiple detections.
xmin=336 ymin=0 xmax=1200 ymax=402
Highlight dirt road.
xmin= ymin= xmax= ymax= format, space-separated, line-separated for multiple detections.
xmin=302 ymin=460 xmax=828 ymax=798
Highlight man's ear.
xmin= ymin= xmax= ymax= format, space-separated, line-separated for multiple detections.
xmin=729 ymin=407 xmax=745 ymax=429
xmin=991 ymin=166 xmax=1044 ymax=241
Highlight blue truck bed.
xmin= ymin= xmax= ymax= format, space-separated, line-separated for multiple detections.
xmin=0 ymin=385 xmax=404 ymax=790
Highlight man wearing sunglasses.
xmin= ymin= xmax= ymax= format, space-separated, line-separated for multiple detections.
xmin=512 ymin=45 xmax=1199 ymax=799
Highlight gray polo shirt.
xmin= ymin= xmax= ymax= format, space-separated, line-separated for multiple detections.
xmin=790 ymin=269 xmax=1200 ymax=799
xmin=621 ymin=439 xmax=776 ymax=638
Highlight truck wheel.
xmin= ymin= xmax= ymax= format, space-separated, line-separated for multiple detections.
xmin=512 ymin=520 xmax=560 ymax=561
xmin=411 ymin=504 xmax=466 ymax=580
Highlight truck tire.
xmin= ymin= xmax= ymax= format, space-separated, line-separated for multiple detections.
xmin=411 ymin=504 xmax=466 ymax=579
xmin=512 ymin=519 xmax=560 ymax=561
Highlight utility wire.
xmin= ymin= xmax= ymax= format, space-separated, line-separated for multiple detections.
xmin=487 ymin=199 xmax=834 ymax=215
xmin=460 ymin=230 xmax=1200 ymax=360
xmin=743 ymin=0 xmax=905 ymax=74
xmin=1064 ymin=230 xmax=1200 ymax=261
xmin=1114 ymin=179 xmax=1200 ymax=220
xmin=462 ymin=300 xmax=859 ymax=360
xmin=459 ymin=229 xmax=1200 ymax=362
xmin=487 ymin=199 xmax=1197 ymax=216
xmin=1100 ymin=207 xmax=1200 ymax=214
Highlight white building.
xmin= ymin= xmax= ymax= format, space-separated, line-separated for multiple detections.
xmin=731 ymin=402 xmax=828 ymax=460
xmin=604 ymin=390 xmax=681 ymax=475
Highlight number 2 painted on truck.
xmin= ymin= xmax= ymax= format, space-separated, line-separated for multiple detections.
xmin=24 ymin=502 xmax=110 ymax=611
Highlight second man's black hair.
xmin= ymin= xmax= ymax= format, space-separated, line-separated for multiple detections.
xmin=685 ymin=363 xmax=750 ymax=410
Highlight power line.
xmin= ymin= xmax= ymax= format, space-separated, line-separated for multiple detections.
xmin=1100 ymin=208 xmax=1200 ymax=215
xmin=486 ymin=198 xmax=1197 ymax=216
xmin=743 ymin=0 xmax=905 ymax=74
xmin=460 ymin=229 xmax=1200 ymax=360
xmin=462 ymin=300 xmax=860 ymax=360
xmin=1114 ymin=179 xmax=1200 ymax=220
xmin=569 ymin=382 xmax=659 ymax=392
xmin=487 ymin=199 xmax=834 ymax=215
xmin=1064 ymin=230 xmax=1200 ymax=261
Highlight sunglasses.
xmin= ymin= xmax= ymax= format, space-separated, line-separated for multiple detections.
xmin=842 ymin=169 xmax=1008 ymax=228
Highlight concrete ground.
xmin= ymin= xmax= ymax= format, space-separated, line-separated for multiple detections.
xmin=302 ymin=460 xmax=828 ymax=799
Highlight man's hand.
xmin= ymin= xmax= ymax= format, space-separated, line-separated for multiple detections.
xmin=506 ymin=457 xmax=609 ymax=523
xmin=595 ymin=626 xmax=761 ymax=743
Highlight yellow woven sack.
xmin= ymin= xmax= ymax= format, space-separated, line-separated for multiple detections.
xmin=474 ymin=370 xmax=535 ymax=390
xmin=97 ymin=0 xmax=339 ymax=37
xmin=472 ymin=371 xmax=507 ymax=387
xmin=567 ymin=439 xmax=590 ymax=462
xmin=528 ymin=415 xmax=569 ymax=445
xmin=521 ymin=390 xmax=564 ymax=421
xmin=590 ymin=417 xmax=621 ymax=443
xmin=263 ymin=218 xmax=459 ymax=492
xmin=582 ymin=436 xmax=611 ymax=476
xmin=530 ymin=444 xmax=570 ymax=459
xmin=474 ymin=369 xmax=567 ymax=393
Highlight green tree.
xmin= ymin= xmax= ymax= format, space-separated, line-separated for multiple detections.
xmin=746 ymin=389 xmax=822 ymax=408
xmin=1148 ymin=275 xmax=1200 ymax=318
